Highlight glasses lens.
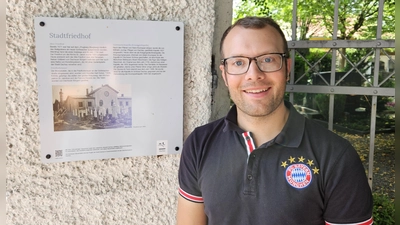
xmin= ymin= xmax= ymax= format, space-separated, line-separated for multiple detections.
xmin=257 ymin=54 xmax=282 ymax=72
xmin=224 ymin=57 xmax=249 ymax=75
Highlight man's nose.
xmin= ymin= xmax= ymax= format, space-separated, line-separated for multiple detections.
xmin=245 ymin=59 xmax=265 ymax=80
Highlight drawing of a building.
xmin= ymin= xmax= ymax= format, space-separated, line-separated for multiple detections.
xmin=57 ymin=85 xmax=132 ymax=120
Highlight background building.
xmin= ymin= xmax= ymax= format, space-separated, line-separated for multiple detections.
xmin=60 ymin=85 xmax=132 ymax=120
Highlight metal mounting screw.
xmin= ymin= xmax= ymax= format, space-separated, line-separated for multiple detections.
xmin=175 ymin=26 xmax=180 ymax=31
xmin=39 ymin=21 xmax=45 ymax=27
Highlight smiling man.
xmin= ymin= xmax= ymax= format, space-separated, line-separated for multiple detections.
xmin=177 ymin=16 xmax=373 ymax=225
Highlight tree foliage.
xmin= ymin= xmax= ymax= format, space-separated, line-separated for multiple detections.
xmin=235 ymin=0 xmax=395 ymax=40
xmin=234 ymin=0 xmax=394 ymax=70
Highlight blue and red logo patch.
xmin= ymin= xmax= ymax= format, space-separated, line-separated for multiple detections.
xmin=281 ymin=156 xmax=319 ymax=189
xmin=285 ymin=163 xmax=312 ymax=189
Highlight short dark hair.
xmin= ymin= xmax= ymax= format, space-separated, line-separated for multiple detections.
xmin=220 ymin=16 xmax=289 ymax=59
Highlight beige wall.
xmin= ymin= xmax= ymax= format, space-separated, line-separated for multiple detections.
xmin=210 ymin=0 xmax=232 ymax=121
xmin=6 ymin=0 xmax=232 ymax=224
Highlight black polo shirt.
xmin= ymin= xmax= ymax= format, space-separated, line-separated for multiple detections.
xmin=178 ymin=101 xmax=373 ymax=225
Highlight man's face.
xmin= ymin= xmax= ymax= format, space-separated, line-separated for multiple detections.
xmin=220 ymin=26 xmax=291 ymax=118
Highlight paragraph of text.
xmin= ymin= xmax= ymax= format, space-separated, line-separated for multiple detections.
xmin=113 ymin=45 xmax=168 ymax=75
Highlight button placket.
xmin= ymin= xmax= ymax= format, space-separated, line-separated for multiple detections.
xmin=244 ymin=152 xmax=257 ymax=195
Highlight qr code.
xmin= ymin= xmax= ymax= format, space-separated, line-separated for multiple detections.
xmin=55 ymin=150 xmax=63 ymax=157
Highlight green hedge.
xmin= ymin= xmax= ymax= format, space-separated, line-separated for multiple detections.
xmin=314 ymin=94 xmax=346 ymax=122
xmin=373 ymin=192 xmax=395 ymax=225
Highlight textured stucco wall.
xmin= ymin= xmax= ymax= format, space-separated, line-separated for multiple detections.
xmin=210 ymin=0 xmax=232 ymax=121
xmin=6 ymin=0 xmax=219 ymax=224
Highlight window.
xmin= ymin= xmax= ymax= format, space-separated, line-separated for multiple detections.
xmin=88 ymin=102 xmax=92 ymax=107
xmin=126 ymin=101 xmax=129 ymax=106
xmin=99 ymin=100 xmax=103 ymax=106
xmin=78 ymin=102 xmax=83 ymax=107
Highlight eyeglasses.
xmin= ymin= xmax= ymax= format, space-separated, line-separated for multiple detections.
xmin=221 ymin=53 xmax=287 ymax=75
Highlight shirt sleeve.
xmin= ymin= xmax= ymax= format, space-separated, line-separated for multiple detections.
xmin=178 ymin=130 xmax=204 ymax=203
xmin=323 ymin=142 xmax=373 ymax=224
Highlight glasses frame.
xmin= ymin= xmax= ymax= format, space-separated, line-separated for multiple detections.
xmin=221 ymin=53 xmax=287 ymax=75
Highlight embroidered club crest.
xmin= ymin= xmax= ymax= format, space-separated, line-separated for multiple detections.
xmin=285 ymin=163 xmax=312 ymax=189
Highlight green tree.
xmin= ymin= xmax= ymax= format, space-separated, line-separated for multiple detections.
xmin=235 ymin=0 xmax=395 ymax=69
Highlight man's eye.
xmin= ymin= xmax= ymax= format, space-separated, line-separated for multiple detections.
xmin=232 ymin=60 xmax=245 ymax=66
xmin=234 ymin=61 xmax=244 ymax=66
xmin=263 ymin=57 xmax=273 ymax=63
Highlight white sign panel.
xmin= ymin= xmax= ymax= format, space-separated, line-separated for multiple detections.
xmin=35 ymin=17 xmax=184 ymax=163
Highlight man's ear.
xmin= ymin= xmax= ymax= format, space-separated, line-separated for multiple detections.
xmin=286 ymin=58 xmax=292 ymax=82
xmin=220 ymin=64 xmax=228 ymax=86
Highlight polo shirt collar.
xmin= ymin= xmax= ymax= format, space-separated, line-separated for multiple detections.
xmin=274 ymin=101 xmax=304 ymax=148
xmin=223 ymin=101 xmax=304 ymax=148
xmin=223 ymin=106 xmax=242 ymax=133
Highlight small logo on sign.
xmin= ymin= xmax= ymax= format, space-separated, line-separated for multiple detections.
xmin=157 ymin=140 xmax=168 ymax=155
xmin=285 ymin=163 xmax=312 ymax=189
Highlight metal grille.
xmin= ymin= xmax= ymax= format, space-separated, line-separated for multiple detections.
xmin=286 ymin=0 xmax=395 ymax=188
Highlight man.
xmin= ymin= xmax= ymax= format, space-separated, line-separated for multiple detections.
xmin=177 ymin=16 xmax=373 ymax=225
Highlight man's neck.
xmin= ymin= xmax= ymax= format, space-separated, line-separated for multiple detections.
xmin=237 ymin=102 xmax=289 ymax=148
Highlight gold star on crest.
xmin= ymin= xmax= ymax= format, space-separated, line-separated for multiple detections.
xmin=312 ymin=167 xmax=319 ymax=174
xmin=307 ymin=159 xmax=314 ymax=166
xmin=298 ymin=156 xmax=305 ymax=162
xmin=281 ymin=161 xmax=288 ymax=168
xmin=288 ymin=156 xmax=296 ymax=163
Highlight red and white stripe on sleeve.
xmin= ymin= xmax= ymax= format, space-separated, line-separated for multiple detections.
xmin=325 ymin=217 xmax=373 ymax=225
xmin=179 ymin=188 xmax=204 ymax=203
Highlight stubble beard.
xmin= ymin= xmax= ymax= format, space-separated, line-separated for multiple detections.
xmin=234 ymin=94 xmax=284 ymax=118
xmin=229 ymin=85 xmax=286 ymax=118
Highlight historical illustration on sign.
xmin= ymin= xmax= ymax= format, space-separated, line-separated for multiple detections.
xmin=35 ymin=17 xmax=184 ymax=163
xmin=52 ymin=84 xmax=132 ymax=131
